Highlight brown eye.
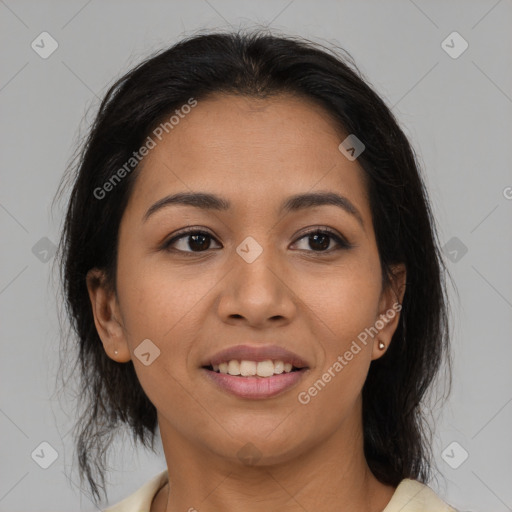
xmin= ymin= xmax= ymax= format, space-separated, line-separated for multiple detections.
xmin=163 ymin=230 xmax=221 ymax=254
xmin=307 ymin=232 xmax=330 ymax=251
xmin=292 ymin=228 xmax=352 ymax=253
xmin=186 ymin=233 xmax=212 ymax=251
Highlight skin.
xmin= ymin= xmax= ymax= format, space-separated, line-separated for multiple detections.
xmin=87 ymin=93 xmax=406 ymax=512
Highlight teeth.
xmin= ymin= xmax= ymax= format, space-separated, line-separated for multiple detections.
xmin=256 ymin=360 xmax=274 ymax=377
xmin=273 ymin=360 xmax=284 ymax=374
xmin=240 ymin=360 xmax=257 ymax=376
xmin=227 ymin=360 xmax=241 ymax=375
xmin=211 ymin=359 xmax=299 ymax=377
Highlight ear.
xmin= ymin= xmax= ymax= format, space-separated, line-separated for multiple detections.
xmin=86 ymin=268 xmax=131 ymax=363
xmin=371 ymin=263 xmax=406 ymax=361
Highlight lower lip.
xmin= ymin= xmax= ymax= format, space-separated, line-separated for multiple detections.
xmin=202 ymin=368 xmax=308 ymax=399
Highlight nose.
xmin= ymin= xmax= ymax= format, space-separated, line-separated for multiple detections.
xmin=216 ymin=241 xmax=297 ymax=328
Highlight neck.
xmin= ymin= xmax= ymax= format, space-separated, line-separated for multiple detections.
xmin=153 ymin=410 xmax=396 ymax=512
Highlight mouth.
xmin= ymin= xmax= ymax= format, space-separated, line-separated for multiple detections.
xmin=203 ymin=359 xmax=305 ymax=377
xmin=200 ymin=345 xmax=310 ymax=399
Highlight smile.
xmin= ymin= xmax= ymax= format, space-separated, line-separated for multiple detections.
xmin=201 ymin=344 xmax=310 ymax=399
xmin=202 ymin=360 xmax=309 ymax=399
xmin=208 ymin=359 xmax=300 ymax=377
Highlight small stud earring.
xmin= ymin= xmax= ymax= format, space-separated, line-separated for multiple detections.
xmin=378 ymin=341 xmax=385 ymax=350
xmin=114 ymin=349 xmax=118 ymax=355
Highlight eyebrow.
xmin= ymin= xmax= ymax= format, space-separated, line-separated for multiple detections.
xmin=143 ymin=191 xmax=364 ymax=228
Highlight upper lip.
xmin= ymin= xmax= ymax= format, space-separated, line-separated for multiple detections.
xmin=202 ymin=344 xmax=310 ymax=369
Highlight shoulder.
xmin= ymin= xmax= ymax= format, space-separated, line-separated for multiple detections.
xmin=383 ymin=478 xmax=458 ymax=512
xmin=103 ymin=469 xmax=168 ymax=512
xmin=102 ymin=472 xmax=458 ymax=512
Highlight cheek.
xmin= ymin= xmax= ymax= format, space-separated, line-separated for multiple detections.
xmin=295 ymin=262 xmax=381 ymax=408
xmin=302 ymin=265 xmax=382 ymax=350
xmin=295 ymin=276 xmax=378 ymax=425
xmin=115 ymin=254 xmax=227 ymax=398
xmin=114 ymin=265 xmax=205 ymax=414
xmin=116 ymin=248 xmax=221 ymax=343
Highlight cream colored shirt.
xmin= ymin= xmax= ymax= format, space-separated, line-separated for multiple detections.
xmin=104 ymin=469 xmax=458 ymax=512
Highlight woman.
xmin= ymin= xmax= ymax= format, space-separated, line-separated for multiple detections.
xmin=57 ymin=30 xmax=457 ymax=511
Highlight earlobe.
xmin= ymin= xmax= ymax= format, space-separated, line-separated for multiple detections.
xmin=86 ymin=268 xmax=131 ymax=362
xmin=372 ymin=339 xmax=388 ymax=360
xmin=372 ymin=263 xmax=406 ymax=361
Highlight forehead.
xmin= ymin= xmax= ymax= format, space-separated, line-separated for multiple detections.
xmin=127 ymin=93 xmax=370 ymax=220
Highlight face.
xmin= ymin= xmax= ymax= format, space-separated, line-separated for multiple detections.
xmin=87 ymin=93 xmax=405 ymax=466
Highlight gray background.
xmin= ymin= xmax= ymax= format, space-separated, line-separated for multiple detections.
xmin=1 ymin=0 xmax=511 ymax=511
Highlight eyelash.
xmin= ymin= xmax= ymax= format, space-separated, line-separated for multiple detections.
xmin=161 ymin=226 xmax=353 ymax=257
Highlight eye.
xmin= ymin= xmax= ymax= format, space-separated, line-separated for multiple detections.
xmin=292 ymin=227 xmax=352 ymax=253
xmin=162 ymin=228 xmax=221 ymax=254
xmin=162 ymin=226 xmax=352 ymax=256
